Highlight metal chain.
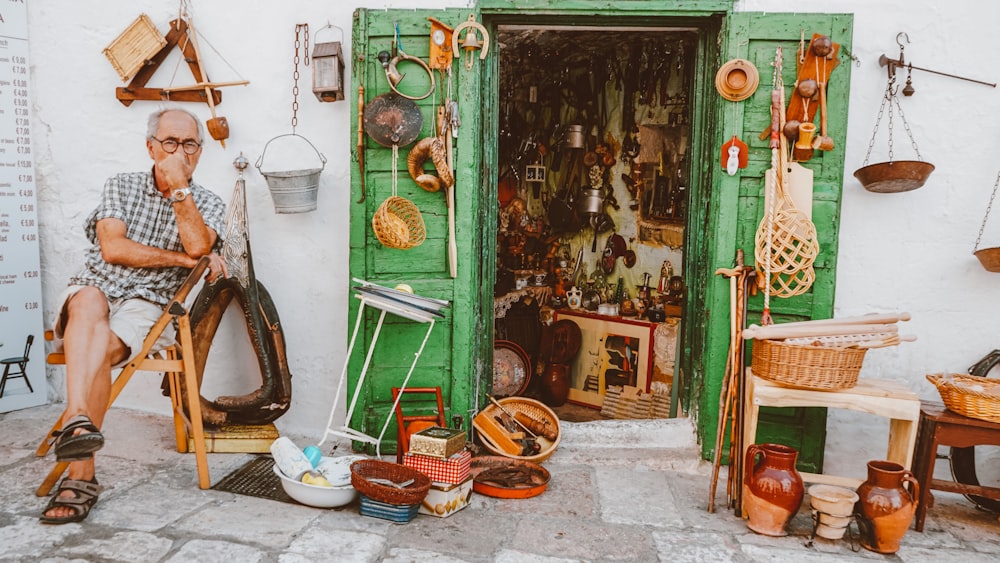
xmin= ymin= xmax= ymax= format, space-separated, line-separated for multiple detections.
xmin=862 ymin=74 xmax=894 ymax=166
xmin=974 ymin=170 xmax=1000 ymax=251
xmin=893 ymin=93 xmax=922 ymax=161
xmin=292 ymin=24 xmax=310 ymax=132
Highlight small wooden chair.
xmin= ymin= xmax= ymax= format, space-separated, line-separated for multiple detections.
xmin=35 ymin=257 xmax=212 ymax=495
xmin=0 ymin=334 xmax=34 ymax=397
xmin=391 ymin=386 xmax=446 ymax=463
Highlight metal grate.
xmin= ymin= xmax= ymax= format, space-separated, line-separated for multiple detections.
xmin=211 ymin=455 xmax=295 ymax=504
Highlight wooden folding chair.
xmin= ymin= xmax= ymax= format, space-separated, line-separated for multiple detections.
xmin=35 ymin=257 xmax=212 ymax=495
xmin=391 ymin=386 xmax=446 ymax=463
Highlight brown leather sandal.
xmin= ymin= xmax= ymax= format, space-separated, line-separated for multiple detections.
xmin=39 ymin=478 xmax=103 ymax=525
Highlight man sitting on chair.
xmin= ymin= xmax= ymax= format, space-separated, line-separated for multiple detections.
xmin=40 ymin=108 xmax=228 ymax=525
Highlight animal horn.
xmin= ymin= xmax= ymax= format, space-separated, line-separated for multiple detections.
xmin=407 ymin=137 xmax=453 ymax=192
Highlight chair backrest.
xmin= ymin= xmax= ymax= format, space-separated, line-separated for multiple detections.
xmin=23 ymin=334 xmax=34 ymax=360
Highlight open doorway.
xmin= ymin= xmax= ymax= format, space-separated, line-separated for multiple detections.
xmin=492 ymin=25 xmax=697 ymax=421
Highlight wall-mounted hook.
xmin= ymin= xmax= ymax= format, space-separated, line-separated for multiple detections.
xmin=895 ymin=32 xmax=910 ymax=50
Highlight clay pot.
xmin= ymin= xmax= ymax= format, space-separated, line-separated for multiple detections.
xmin=743 ymin=443 xmax=804 ymax=536
xmin=540 ymin=363 xmax=570 ymax=407
xmin=854 ymin=460 xmax=920 ymax=554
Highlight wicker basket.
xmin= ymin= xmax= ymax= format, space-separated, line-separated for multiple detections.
xmin=350 ymin=459 xmax=431 ymax=505
xmin=103 ymin=14 xmax=167 ymax=82
xmin=926 ymin=373 xmax=1000 ymax=424
xmin=750 ymin=339 xmax=866 ymax=391
xmin=474 ymin=397 xmax=561 ymax=463
xmin=372 ymin=196 xmax=426 ymax=249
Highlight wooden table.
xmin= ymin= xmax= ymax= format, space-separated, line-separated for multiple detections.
xmin=743 ymin=372 xmax=921 ymax=491
xmin=912 ymin=401 xmax=1000 ymax=532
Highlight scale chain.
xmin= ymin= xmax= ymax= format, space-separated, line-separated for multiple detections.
xmin=974 ymin=170 xmax=1000 ymax=252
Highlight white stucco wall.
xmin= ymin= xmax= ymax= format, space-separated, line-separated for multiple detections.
xmin=23 ymin=1 xmax=1000 ymax=476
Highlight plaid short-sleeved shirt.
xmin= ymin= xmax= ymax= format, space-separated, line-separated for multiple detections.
xmin=69 ymin=170 xmax=226 ymax=306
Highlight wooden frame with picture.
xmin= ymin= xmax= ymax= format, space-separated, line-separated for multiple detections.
xmin=553 ymin=310 xmax=657 ymax=409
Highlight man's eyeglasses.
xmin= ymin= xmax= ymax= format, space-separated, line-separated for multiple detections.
xmin=151 ymin=136 xmax=202 ymax=155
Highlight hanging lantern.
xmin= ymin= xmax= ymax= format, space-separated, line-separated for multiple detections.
xmin=312 ymin=25 xmax=345 ymax=102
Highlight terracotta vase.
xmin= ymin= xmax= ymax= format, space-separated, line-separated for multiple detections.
xmin=854 ymin=460 xmax=920 ymax=554
xmin=541 ymin=363 xmax=570 ymax=407
xmin=743 ymin=443 xmax=804 ymax=536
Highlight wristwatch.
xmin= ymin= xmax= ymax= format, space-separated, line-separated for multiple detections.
xmin=171 ymin=187 xmax=191 ymax=203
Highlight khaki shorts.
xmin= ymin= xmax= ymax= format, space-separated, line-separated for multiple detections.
xmin=54 ymin=285 xmax=175 ymax=368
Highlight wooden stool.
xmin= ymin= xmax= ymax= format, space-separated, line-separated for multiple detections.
xmin=912 ymin=401 xmax=1000 ymax=532
xmin=743 ymin=371 xmax=921 ymax=495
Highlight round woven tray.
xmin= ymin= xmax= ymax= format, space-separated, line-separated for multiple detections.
xmin=372 ymin=196 xmax=426 ymax=249
xmin=750 ymin=339 xmax=866 ymax=391
xmin=926 ymin=373 xmax=1000 ymax=424
xmin=474 ymin=397 xmax=561 ymax=463
xmin=349 ymin=459 xmax=431 ymax=505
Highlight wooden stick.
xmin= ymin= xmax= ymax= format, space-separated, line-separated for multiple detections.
xmin=160 ymin=80 xmax=250 ymax=92
xmin=743 ymin=322 xmax=898 ymax=340
xmin=357 ymin=86 xmax=366 ymax=203
xmin=708 ymin=270 xmax=738 ymax=513
xmin=769 ymin=312 xmax=910 ymax=329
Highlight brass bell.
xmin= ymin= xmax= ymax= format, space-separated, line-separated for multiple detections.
xmin=460 ymin=28 xmax=482 ymax=53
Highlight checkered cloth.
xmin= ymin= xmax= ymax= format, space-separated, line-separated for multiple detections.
xmin=403 ymin=450 xmax=472 ymax=484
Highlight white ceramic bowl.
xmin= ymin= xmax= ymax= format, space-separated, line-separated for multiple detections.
xmin=273 ymin=455 xmax=367 ymax=508
xmin=808 ymin=484 xmax=858 ymax=517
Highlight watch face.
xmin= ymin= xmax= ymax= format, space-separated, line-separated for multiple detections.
xmin=432 ymin=29 xmax=446 ymax=46
xmin=172 ymin=189 xmax=189 ymax=202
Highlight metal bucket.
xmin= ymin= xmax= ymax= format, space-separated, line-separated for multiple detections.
xmin=255 ymin=134 xmax=327 ymax=213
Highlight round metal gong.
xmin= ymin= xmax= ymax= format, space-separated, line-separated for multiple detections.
xmin=363 ymin=92 xmax=423 ymax=148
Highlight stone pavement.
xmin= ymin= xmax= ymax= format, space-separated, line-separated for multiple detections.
xmin=1 ymin=403 xmax=998 ymax=562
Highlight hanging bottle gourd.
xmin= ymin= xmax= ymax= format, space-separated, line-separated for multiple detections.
xmin=853 ymin=59 xmax=934 ymax=193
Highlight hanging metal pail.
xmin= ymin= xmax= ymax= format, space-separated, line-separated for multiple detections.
xmin=255 ymin=133 xmax=327 ymax=213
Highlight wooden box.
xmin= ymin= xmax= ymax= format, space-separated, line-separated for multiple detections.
xmin=408 ymin=426 xmax=466 ymax=459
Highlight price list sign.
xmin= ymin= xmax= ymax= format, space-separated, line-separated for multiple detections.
xmin=0 ymin=1 xmax=46 ymax=413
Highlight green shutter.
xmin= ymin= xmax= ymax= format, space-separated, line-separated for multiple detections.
xmin=698 ymin=12 xmax=854 ymax=471
xmin=349 ymin=8 xmax=486 ymax=453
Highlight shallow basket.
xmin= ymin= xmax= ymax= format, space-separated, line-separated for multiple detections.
xmin=474 ymin=397 xmax=561 ymax=463
xmin=103 ymin=14 xmax=166 ymax=82
xmin=350 ymin=459 xmax=431 ymax=506
xmin=750 ymin=339 xmax=866 ymax=390
xmin=926 ymin=373 xmax=1000 ymax=424
xmin=372 ymin=196 xmax=426 ymax=249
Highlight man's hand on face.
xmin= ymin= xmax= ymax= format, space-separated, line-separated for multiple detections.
xmin=158 ymin=151 xmax=196 ymax=192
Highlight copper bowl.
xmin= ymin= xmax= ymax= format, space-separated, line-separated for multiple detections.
xmin=854 ymin=161 xmax=935 ymax=193
xmin=470 ymin=456 xmax=550 ymax=499
xmin=974 ymin=247 xmax=1000 ymax=273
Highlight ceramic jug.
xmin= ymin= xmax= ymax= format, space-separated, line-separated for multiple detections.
xmin=566 ymin=286 xmax=582 ymax=310
xmin=854 ymin=460 xmax=920 ymax=554
xmin=743 ymin=443 xmax=804 ymax=536
xmin=540 ymin=363 xmax=570 ymax=407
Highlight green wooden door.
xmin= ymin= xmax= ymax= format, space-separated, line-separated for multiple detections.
xmin=349 ymin=8 xmax=488 ymax=453
xmin=697 ymin=13 xmax=854 ymax=471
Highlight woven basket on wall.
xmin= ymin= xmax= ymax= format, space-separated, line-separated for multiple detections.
xmin=372 ymin=196 xmax=426 ymax=249
xmin=750 ymin=339 xmax=866 ymax=391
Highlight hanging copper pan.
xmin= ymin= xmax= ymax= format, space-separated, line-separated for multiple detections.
xmin=854 ymin=160 xmax=935 ymax=193
xmin=363 ymin=92 xmax=423 ymax=148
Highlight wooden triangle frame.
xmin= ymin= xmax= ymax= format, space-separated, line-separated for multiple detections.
xmin=116 ymin=18 xmax=222 ymax=107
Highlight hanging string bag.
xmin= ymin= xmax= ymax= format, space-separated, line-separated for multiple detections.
xmin=754 ymin=47 xmax=820 ymax=324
